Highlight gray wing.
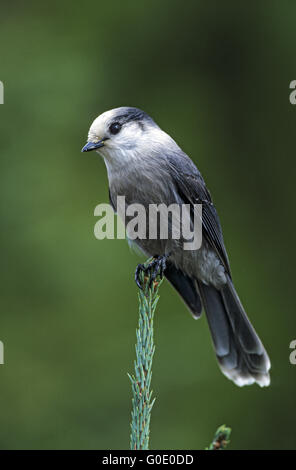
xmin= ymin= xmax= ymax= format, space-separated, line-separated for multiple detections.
xmin=166 ymin=152 xmax=231 ymax=276
xmin=165 ymin=262 xmax=202 ymax=318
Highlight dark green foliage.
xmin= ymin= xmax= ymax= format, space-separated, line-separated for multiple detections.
xmin=207 ymin=425 xmax=232 ymax=450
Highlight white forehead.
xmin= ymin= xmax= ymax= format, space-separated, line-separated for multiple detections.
xmin=88 ymin=109 xmax=116 ymax=140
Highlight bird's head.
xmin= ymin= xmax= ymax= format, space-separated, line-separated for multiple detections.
xmin=82 ymin=107 xmax=161 ymax=160
xmin=81 ymin=106 xmax=179 ymax=170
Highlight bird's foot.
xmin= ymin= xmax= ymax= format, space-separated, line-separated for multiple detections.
xmin=135 ymin=253 xmax=171 ymax=290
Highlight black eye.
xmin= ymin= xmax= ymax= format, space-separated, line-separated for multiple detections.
xmin=109 ymin=122 xmax=122 ymax=135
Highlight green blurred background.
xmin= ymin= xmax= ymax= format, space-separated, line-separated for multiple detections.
xmin=0 ymin=0 xmax=295 ymax=450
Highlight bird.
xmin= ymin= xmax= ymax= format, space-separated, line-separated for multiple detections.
xmin=82 ymin=106 xmax=271 ymax=387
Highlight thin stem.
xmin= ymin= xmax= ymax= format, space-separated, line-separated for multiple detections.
xmin=129 ymin=261 xmax=163 ymax=450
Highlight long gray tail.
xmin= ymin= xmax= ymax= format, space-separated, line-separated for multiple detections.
xmin=198 ymin=275 xmax=271 ymax=387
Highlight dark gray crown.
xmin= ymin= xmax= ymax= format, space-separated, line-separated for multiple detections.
xmin=110 ymin=107 xmax=156 ymax=127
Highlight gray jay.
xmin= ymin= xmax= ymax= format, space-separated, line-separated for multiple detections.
xmin=82 ymin=106 xmax=271 ymax=387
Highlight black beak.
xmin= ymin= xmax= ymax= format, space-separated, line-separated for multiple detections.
xmin=81 ymin=140 xmax=105 ymax=152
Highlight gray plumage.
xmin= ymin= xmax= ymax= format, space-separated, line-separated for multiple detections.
xmin=82 ymin=106 xmax=271 ymax=387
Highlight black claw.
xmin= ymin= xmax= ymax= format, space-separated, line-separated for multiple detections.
xmin=135 ymin=264 xmax=146 ymax=289
xmin=135 ymin=253 xmax=171 ymax=290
